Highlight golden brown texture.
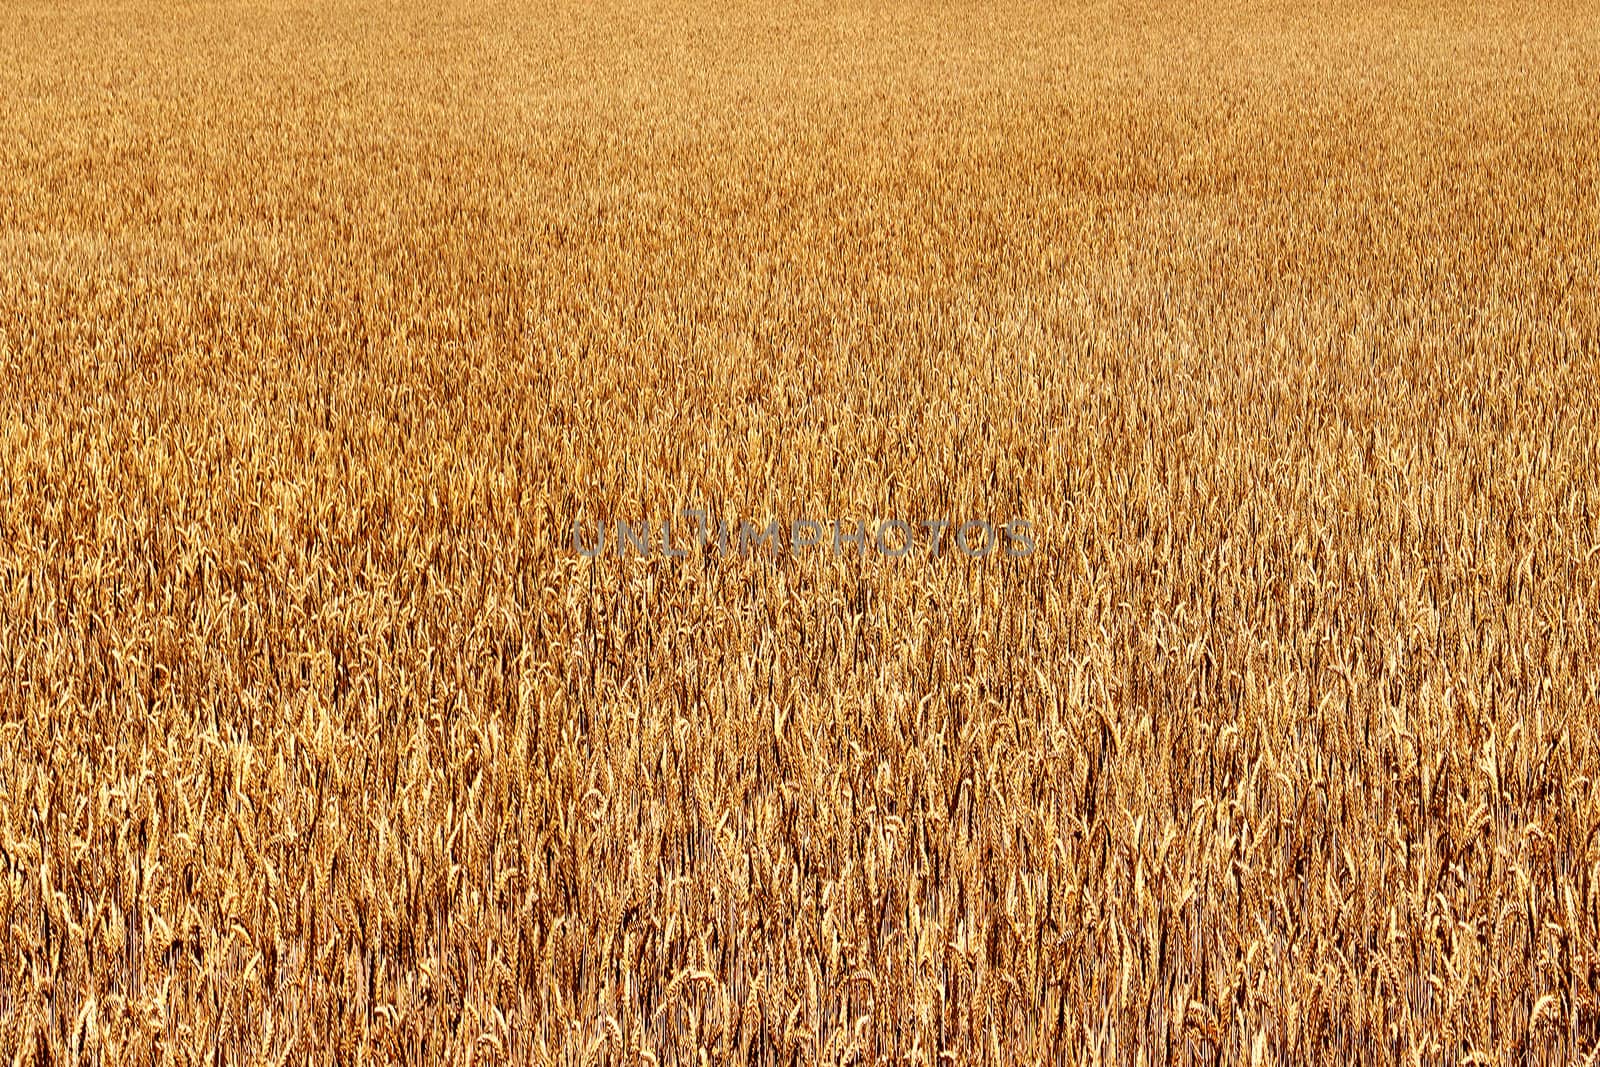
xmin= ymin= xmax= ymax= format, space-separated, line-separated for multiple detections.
xmin=2 ymin=0 xmax=1599 ymax=1061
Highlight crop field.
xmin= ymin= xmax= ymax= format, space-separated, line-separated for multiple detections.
xmin=1 ymin=0 xmax=1599 ymax=1062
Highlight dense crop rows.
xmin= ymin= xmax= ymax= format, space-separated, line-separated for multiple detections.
xmin=2 ymin=0 xmax=1598 ymax=1062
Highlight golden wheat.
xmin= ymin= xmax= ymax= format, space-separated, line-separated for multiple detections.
xmin=1 ymin=0 xmax=1599 ymax=1062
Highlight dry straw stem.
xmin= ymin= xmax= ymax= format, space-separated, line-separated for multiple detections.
xmin=1 ymin=0 xmax=1599 ymax=1063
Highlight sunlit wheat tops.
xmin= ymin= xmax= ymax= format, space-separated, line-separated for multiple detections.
xmin=1 ymin=0 xmax=1598 ymax=1063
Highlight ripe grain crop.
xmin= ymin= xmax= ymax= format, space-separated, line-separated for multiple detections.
xmin=2 ymin=0 xmax=1599 ymax=1062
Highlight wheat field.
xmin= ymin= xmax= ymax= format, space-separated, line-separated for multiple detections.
xmin=2 ymin=0 xmax=1599 ymax=1062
